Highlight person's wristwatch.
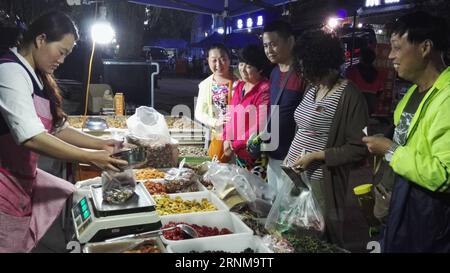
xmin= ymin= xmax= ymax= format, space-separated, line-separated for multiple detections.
xmin=385 ymin=142 xmax=399 ymax=162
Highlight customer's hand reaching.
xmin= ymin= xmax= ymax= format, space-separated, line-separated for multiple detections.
xmin=215 ymin=113 xmax=231 ymax=127
xmin=223 ymin=140 xmax=233 ymax=158
xmin=291 ymin=151 xmax=324 ymax=172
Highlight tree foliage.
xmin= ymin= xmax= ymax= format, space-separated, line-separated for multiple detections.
xmin=145 ymin=8 xmax=195 ymax=42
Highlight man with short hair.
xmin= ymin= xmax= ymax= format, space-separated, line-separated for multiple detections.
xmin=363 ymin=11 xmax=450 ymax=252
xmin=262 ymin=20 xmax=306 ymax=193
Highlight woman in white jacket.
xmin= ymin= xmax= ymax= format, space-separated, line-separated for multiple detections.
xmin=195 ymin=43 xmax=235 ymax=162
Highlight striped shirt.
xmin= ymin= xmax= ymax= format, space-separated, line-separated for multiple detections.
xmin=287 ymin=81 xmax=347 ymax=181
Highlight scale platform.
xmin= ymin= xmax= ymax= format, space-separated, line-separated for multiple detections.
xmin=91 ymin=182 xmax=155 ymax=217
xmin=72 ymin=182 xmax=162 ymax=244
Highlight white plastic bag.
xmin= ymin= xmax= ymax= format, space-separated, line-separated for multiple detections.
xmin=202 ymin=160 xmax=237 ymax=197
xmin=265 ymin=172 xmax=325 ymax=236
xmin=164 ymin=159 xmax=200 ymax=193
xmin=126 ymin=108 xmax=177 ymax=168
xmin=126 ymin=134 xmax=179 ymax=168
xmin=203 ymin=160 xmax=275 ymax=217
xmin=231 ymin=169 xmax=276 ymax=217
xmin=232 ymin=168 xmax=276 ymax=203
xmin=126 ymin=106 xmax=170 ymax=139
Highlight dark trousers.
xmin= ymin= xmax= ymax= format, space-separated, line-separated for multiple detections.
xmin=382 ymin=175 xmax=450 ymax=252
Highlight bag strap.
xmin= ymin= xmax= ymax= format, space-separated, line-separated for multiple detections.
xmin=264 ymin=68 xmax=294 ymax=133
xmin=273 ymin=68 xmax=294 ymax=106
xmin=227 ymin=80 xmax=232 ymax=105
xmin=373 ymin=155 xmax=382 ymax=175
xmin=245 ymin=68 xmax=294 ymax=146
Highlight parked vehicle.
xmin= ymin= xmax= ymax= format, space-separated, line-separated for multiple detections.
xmin=143 ymin=46 xmax=170 ymax=72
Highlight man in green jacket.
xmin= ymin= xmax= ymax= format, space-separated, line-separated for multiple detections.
xmin=363 ymin=11 xmax=450 ymax=252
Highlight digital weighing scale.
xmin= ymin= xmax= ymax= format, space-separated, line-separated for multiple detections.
xmin=72 ymin=182 xmax=162 ymax=243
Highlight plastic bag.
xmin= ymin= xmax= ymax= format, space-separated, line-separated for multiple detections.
xmin=126 ymin=106 xmax=170 ymax=139
xmin=126 ymin=134 xmax=179 ymax=168
xmin=265 ymin=172 xmax=325 ymax=237
xmin=233 ymin=168 xmax=276 ymax=203
xmin=203 ymin=160 xmax=275 ymax=217
xmin=102 ymin=169 xmax=136 ymax=204
xmin=231 ymin=168 xmax=276 ymax=217
xmin=202 ymin=160 xmax=237 ymax=197
xmin=164 ymin=160 xmax=201 ymax=193
xmin=261 ymin=234 xmax=295 ymax=253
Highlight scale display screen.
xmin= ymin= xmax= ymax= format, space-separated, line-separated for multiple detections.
xmin=79 ymin=197 xmax=91 ymax=220
xmin=74 ymin=197 xmax=91 ymax=221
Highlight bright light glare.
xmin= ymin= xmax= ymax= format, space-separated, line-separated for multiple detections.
xmin=246 ymin=18 xmax=253 ymax=28
xmin=91 ymin=22 xmax=115 ymax=44
xmin=237 ymin=19 xmax=243 ymax=29
xmin=218 ymin=27 xmax=224 ymax=34
xmin=327 ymin=17 xmax=339 ymax=29
xmin=357 ymin=23 xmax=363 ymax=28
xmin=365 ymin=0 xmax=380 ymax=7
xmin=257 ymin=16 xmax=263 ymax=26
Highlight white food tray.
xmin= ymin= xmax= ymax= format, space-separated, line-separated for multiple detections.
xmin=141 ymin=178 xmax=208 ymax=194
xmin=159 ymin=210 xmax=253 ymax=245
xmin=83 ymin=237 xmax=166 ymax=253
xmin=166 ymin=235 xmax=272 ymax=253
xmin=154 ymin=191 xmax=229 ymax=216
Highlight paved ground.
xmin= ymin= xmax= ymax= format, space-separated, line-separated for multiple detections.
xmin=33 ymin=76 xmax=388 ymax=253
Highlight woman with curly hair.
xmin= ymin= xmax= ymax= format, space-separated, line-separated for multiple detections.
xmin=285 ymin=29 xmax=369 ymax=247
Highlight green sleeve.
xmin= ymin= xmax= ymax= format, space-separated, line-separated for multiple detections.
xmin=390 ymin=97 xmax=450 ymax=192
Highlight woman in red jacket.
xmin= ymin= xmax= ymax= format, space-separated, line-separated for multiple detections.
xmin=223 ymin=45 xmax=271 ymax=179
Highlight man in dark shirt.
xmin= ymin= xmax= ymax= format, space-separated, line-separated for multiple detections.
xmin=262 ymin=20 xmax=306 ymax=193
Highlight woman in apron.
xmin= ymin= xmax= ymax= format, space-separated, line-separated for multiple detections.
xmin=0 ymin=11 xmax=127 ymax=252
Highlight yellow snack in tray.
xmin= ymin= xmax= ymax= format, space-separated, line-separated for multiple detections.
xmin=67 ymin=116 xmax=128 ymax=129
xmin=105 ymin=116 xmax=127 ymax=129
xmin=67 ymin=116 xmax=85 ymax=128
xmin=154 ymin=194 xmax=217 ymax=215
xmin=134 ymin=168 xmax=166 ymax=180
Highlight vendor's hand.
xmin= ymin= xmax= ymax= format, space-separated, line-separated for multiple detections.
xmin=223 ymin=140 xmax=233 ymax=158
xmin=101 ymin=139 xmax=124 ymax=154
xmin=362 ymin=136 xmax=393 ymax=155
xmin=292 ymin=152 xmax=319 ymax=172
xmin=86 ymin=150 xmax=128 ymax=172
